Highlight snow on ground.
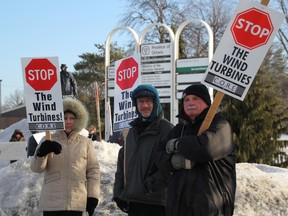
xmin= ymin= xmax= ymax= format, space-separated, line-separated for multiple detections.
xmin=0 ymin=120 xmax=288 ymax=216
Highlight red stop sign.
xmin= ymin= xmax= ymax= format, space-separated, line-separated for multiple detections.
xmin=25 ymin=58 xmax=57 ymax=91
xmin=116 ymin=57 xmax=139 ymax=90
xmin=231 ymin=8 xmax=274 ymax=50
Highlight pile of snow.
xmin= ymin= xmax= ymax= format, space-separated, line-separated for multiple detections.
xmin=0 ymin=120 xmax=288 ymax=216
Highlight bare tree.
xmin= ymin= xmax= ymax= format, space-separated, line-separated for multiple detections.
xmin=3 ymin=89 xmax=24 ymax=110
xmin=119 ymin=0 xmax=183 ymax=43
xmin=120 ymin=0 xmax=236 ymax=57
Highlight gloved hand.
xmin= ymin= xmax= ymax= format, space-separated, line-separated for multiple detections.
xmin=144 ymin=172 xmax=167 ymax=195
xmin=166 ymin=138 xmax=179 ymax=154
xmin=86 ymin=197 xmax=98 ymax=216
xmin=171 ymin=154 xmax=195 ymax=170
xmin=36 ymin=140 xmax=62 ymax=157
xmin=144 ymin=174 xmax=156 ymax=195
xmin=113 ymin=197 xmax=129 ymax=213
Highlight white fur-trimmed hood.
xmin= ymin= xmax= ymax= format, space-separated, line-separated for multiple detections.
xmin=63 ymin=98 xmax=89 ymax=132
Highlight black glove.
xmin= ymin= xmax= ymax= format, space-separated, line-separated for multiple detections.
xmin=171 ymin=154 xmax=195 ymax=170
xmin=144 ymin=172 xmax=167 ymax=195
xmin=166 ymin=138 xmax=179 ymax=154
xmin=144 ymin=175 xmax=155 ymax=195
xmin=113 ymin=197 xmax=129 ymax=213
xmin=36 ymin=140 xmax=62 ymax=157
xmin=86 ymin=197 xmax=98 ymax=216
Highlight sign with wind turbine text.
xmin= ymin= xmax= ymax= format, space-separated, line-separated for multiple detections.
xmin=21 ymin=57 xmax=64 ymax=131
xmin=202 ymin=0 xmax=285 ymax=100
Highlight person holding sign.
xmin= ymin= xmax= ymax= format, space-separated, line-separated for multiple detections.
xmin=160 ymin=84 xmax=236 ymax=216
xmin=113 ymin=84 xmax=173 ymax=216
xmin=30 ymin=98 xmax=100 ymax=216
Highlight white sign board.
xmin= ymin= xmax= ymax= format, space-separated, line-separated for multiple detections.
xmin=141 ymin=43 xmax=172 ymax=73
xmin=0 ymin=142 xmax=27 ymax=160
xmin=113 ymin=54 xmax=141 ymax=131
xmin=21 ymin=57 xmax=64 ymax=131
xmin=176 ymin=58 xmax=208 ymax=74
xmin=202 ymin=0 xmax=285 ymax=100
xmin=141 ymin=43 xmax=172 ymax=100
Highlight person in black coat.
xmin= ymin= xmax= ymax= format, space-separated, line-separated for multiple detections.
xmin=9 ymin=129 xmax=25 ymax=163
xmin=159 ymin=84 xmax=236 ymax=216
xmin=88 ymin=125 xmax=100 ymax=141
xmin=60 ymin=64 xmax=78 ymax=98
xmin=113 ymin=84 xmax=174 ymax=216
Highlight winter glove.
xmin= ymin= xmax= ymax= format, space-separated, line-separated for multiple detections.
xmin=113 ymin=197 xmax=129 ymax=213
xmin=36 ymin=140 xmax=62 ymax=157
xmin=86 ymin=197 xmax=98 ymax=216
xmin=166 ymin=138 xmax=179 ymax=154
xmin=171 ymin=154 xmax=195 ymax=170
xmin=144 ymin=172 xmax=168 ymax=195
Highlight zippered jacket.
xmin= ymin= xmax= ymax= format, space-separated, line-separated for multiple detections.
xmin=113 ymin=114 xmax=173 ymax=206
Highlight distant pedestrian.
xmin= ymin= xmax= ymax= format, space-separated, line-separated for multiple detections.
xmin=60 ymin=64 xmax=78 ymax=98
xmin=88 ymin=124 xmax=100 ymax=141
xmin=108 ymin=131 xmax=124 ymax=146
xmin=9 ymin=129 xmax=25 ymax=164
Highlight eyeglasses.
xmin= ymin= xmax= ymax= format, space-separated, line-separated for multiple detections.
xmin=136 ymin=98 xmax=153 ymax=105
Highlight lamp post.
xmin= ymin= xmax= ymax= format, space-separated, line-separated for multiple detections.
xmin=0 ymin=79 xmax=2 ymax=116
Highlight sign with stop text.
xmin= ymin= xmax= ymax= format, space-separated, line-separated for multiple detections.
xmin=113 ymin=54 xmax=141 ymax=131
xmin=21 ymin=57 xmax=64 ymax=131
xmin=202 ymin=0 xmax=284 ymax=100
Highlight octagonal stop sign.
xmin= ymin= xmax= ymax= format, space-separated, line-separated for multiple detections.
xmin=231 ymin=8 xmax=274 ymax=50
xmin=25 ymin=58 xmax=57 ymax=91
xmin=116 ymin=57 xmax=139 ymax=90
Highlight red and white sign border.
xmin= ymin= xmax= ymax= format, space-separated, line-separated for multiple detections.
xmin=21 ymin=57 xmax=64 ymax=131
xmin=202 ymin=0 xmax=284 ymax=101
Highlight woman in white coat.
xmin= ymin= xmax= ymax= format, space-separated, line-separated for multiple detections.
xmin=31 ymin=98 xmax=100 ymax=216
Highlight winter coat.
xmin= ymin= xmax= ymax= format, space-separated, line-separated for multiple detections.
xmin=161 ymin=108 xmax=236 ymax=216
xmin=27 ymin=135 xmax=38 ymax=157
xmin=9 ymin=129 xmax=25 ymax=142
xmin=60 ymin=70 xmax=77 ymax=96
xmin=88 ymin=133 xmax=100 ymax=142
xmin=9 ymin=129 xmax=25 ymax=163
xmin=30 ymin=131 xmax=100 ymax=211
xmin=113 ymin=114 xmax=173 ymax=206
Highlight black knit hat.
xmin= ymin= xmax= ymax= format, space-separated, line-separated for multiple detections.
xmin=182 ymin=84 xmax=211 ymax=106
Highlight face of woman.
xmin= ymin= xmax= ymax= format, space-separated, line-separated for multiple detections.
xmin=183 ymin=95 xmax=208 ymax=121
xmin=64 ymin=112 xmax=76 ymax=134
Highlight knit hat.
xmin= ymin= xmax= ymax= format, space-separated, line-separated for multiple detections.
xmin=182 ymin=84 xmax=211 ymax=106
xmin=132 ymin=84 xmax=162 ymax=122
xmin=134 ymin=90 xmax=155 ymax=99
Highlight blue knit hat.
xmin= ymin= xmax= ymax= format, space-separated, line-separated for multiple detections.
xmin=132 ymin=84 xmax=162 ymax=121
